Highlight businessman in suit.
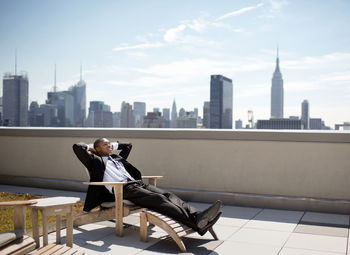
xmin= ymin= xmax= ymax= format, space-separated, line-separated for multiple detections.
xmin=73 ymin=138 xmax=221 ymax=235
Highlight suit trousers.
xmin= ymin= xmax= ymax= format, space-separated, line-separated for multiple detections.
xmin=122 ymin=180 xmax=199 ymax=229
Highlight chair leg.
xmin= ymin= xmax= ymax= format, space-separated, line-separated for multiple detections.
xmin=208 ymin=227 xmax=218 ymax=240
xmin=171 ymin=234 xmax=187 ymax=252
xmin=114 ymin=184 xmax=124 ymax=237
xmin=140 ymin=212 xmax=148 ymax=242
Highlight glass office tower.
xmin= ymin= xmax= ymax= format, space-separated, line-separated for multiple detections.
xmin=210 ymin=74 xmax=233 ymax=129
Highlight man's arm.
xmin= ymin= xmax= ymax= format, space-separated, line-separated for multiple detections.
xmin=72 ymin=143 xmax=95 ymax=170
xmin=116 ymin=142 xmax=132 ymax=159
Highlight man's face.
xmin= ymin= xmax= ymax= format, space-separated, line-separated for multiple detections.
xmin=95 ymin=138 xmax=113 ymax=156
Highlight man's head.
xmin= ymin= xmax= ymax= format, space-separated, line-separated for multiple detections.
xmin=94 ymin=138 xmax=113 ymax=156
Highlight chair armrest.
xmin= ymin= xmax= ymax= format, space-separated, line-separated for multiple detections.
xmin=0 ymin=201 xmax=37 ymax=207
xmin=142 ymin=176 xmax=163 ymax=186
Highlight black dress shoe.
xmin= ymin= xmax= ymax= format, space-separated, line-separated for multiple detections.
xmin=198 ymin=211 xmax=222 ymax=236
xmin=196 ymin=200 xmax=222 ymax=229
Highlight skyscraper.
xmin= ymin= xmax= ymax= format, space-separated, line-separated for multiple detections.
xmin=203 ymin=101 xmax=210 ymax=128
xmin=2 ymin=73 xmax=28 ymax=126
xmin=46 ymin=91 xmax=74 ymax=126
xmin=121 ymin=101 xmax=135 ymax=128
xmin=162 ymin=108 xmax=170 ymax=128
xmin=87 ymin=101 xmax=112 ymax=127
xmin=133 ymin=102 xmax=146 ymax=128
xmin=71 ymin=74 xmax=86 ymax=127
xmin=46 ymin=65 xmax=84 ymax=127
xmin=235 ymin=119 xmax=243 ymax=129
xmin=178 ymin=108 xmax=186 ymax=118
xmin=171 ymin=99 xmax=177 ymax=128
xmin=301 ymin=100 xmax=310 ymax=129
xmin=142 ymin=112 xmax=165 ymax=128
xmin=210 ymin=74 xmax=233 ymax=129
xmin=271 ymin=48 xmax=284 ymax=119
xmin=0 ymin=97 xmax=3 ymax=125
xmin=29 ymin=101 xmax=58 ymax=127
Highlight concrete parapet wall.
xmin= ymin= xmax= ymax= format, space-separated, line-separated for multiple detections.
xmin=0 ymin=128 xmax=349 ymax=202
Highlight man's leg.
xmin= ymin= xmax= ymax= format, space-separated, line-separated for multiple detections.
xmin=123 ymin=181 xmax=199 ymax=229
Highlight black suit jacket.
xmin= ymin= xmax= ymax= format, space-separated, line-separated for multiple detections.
xmin=73 ymin=142 xmax=142 ymax=211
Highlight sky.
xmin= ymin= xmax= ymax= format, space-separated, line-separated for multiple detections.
xmin=0 ymin=0 xmax=349 ymax=128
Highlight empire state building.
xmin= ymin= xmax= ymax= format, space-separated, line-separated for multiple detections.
xmin=271 ymin=49 xmax=284 ymax=119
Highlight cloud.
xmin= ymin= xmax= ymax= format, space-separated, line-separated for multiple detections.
xmin=163 ymin=18 xmax=211 ymax=44
xmin=283 ymin=53 xmax=350 ymax=70
xmin=233 ymin=28 xmax=245 ymax=33
xmin=164 ymin=24 xmax=187 ymax=43
xmin=269 ymin=0 xmax=289 ymax=13
xmin=216 ymin=3 xmax=264 ymax=21
xmin=112 ymin=42 xmax=164 ymax=51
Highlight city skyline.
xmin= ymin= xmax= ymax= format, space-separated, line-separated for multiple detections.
xmin=0 ymin=0 xmax=349 ymax=127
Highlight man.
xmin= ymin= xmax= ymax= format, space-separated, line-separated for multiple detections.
xmin=73 ymin=138 xmax=222 ymax=235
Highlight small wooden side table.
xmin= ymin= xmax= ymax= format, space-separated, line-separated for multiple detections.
xmin=29 ymin=196 xmax=80 ymax=248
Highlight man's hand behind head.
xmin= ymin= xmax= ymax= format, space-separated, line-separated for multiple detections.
xmin=87 ymin=144 xmax=98 ymax=155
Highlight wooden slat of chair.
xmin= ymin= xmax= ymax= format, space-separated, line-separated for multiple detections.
xmin=50 ymin=245 xmax=71 ymax=255
xmin=1 ymin=235 xmax=36 ymax=255
xmin=31 ymin=243 xmax=56 ymax=255
xmin=40 ymin=244 xmax=64 ymax=255
xmin=32 ymin=244 xmax=84 ymax=255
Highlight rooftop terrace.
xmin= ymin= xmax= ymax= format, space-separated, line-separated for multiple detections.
xmin=1 ymin=185 xmax=350 ymax=255
xmin=0 ymin=128 xmax=349 ymax=254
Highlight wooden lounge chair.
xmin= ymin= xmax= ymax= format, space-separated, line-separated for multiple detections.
xmin=0 ymin=200 xmax=37 ymax=255
xmin=75 ymin=177 xmax=218 ymax=252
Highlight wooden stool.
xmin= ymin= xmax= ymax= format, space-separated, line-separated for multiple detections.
xmin=140 ymin=209 xmax=218 ymax=252
xmin=29 ymin=197 xmax=80 ymax=248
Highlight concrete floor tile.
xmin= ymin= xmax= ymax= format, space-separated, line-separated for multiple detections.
xmin=216 ymin=206 xmax=262 ymax=227
xmin=228 ymin=228 xmax=290 ymax=247
xmin=124 ymin=214 xmax=141 ymax=226
xmin=244 ymin=209 xmax=303 ymax=232
xmin=280 ymin=247 xmax=346 ymax=255
xmin=221 ymin=205 xmax=262 ymax=219
xmin=209 ymin=240 xmax=281 ymax=255
xmin=73 ymin=224 xmax=115 ymax=241
xmin=82 ymin=226 xmax=158 ymax=254
xmin=294 ymin=224 xmax=348 ymax=237
xmin=216 ymin=216 xmax=250 ymax=227
xmin=253 ymin=209 xmax=304 ymax=222
xmin=244 ymin=209 xmax=304 ymax=232
xmin=301 ymin=212 xmax=349 ymax=227
xmin=244 ymin=220 xmax=297 ymax=232
xmin=285 ymin=233 xmax=347 ymax=253
xmin=187 ymin=224 xmax=240 ymax=240
xmin=145 ymin=225 xmax=169 ymax=239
